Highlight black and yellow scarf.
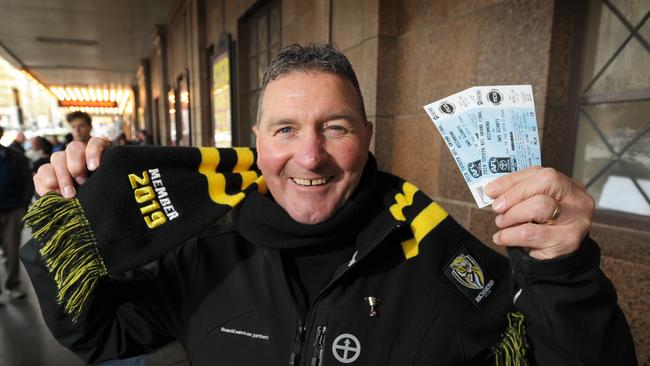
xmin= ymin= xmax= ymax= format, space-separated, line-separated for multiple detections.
xmin=24 ymin=146 xmax=265 ymax=321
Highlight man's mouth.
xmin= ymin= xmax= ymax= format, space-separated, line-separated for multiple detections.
xmin=291 ymin=177 xmax=332 ymax=186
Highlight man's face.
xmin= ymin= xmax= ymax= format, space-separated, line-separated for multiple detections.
xmin=254 ymin=71 xmax=373 ymax=225
xmin=69 ymin=118 xmax=92 ymax=143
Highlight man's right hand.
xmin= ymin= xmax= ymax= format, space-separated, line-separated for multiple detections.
xmin=34 ymin=137 xmax=111 ymax=198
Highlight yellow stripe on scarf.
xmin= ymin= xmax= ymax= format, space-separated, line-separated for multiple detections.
xmin=389 ymin=181 xmax=448 ymax=259
xmin=198 ymin=147 xmax=266 ymax=207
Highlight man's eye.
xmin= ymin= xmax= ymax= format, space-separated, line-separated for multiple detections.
xmin=276 ymin=127 xmax=293 ymax=134
xmin=324 ymin=125 xmax=348 ymax=135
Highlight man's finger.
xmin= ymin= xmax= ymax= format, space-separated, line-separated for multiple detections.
xmin=34 ymin=164 xmax=60 ymax=196
xmin=50 ymin=151 xmax=76 ymax=198
xmin=493 ymin=223 xmax=584 ymax=260
xmin=495 ymin=194 xmax=558 ymax=229
xmin=490 ymin=167 xmax=570 ymax=214
xmin=65 ymin=141 xmax=87 ymax=185
xmin=85 ymin=137 xmax=110 ymax=171
xmin=484 ymin=165 xmax=542 ymax=198
xmin=492 ymin=222 xmax=548 ymax=249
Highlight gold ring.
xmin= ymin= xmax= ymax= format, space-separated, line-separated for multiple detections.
xmin=546 ymin=202 xmax=561 ymax=224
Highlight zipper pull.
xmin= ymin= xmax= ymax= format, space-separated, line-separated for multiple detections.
xmin=310 ymin=325 xmax=327 ymax=366
xmin=289 ymin=324 xmax=306 ymax=366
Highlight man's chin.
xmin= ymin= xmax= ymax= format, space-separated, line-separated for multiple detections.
xmin=285 ymin=205 xmax=337 ymax=225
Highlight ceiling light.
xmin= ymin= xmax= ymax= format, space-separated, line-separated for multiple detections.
xmin=81 ymin=88 xmax=90 ymax=101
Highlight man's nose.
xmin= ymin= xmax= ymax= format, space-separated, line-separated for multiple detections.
xmin=295 ymin=130 xmax=327 ymax=170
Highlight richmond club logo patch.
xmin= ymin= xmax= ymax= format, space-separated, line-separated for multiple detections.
xmin=450 ymin=253 xmax=485 ymax=290
xmin=443 ymin=246 xmax=495 ymax=308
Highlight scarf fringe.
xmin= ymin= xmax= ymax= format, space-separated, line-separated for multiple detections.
xmin=23 ymin=192 xmax=107 ymax=322
xmin=493 ymin=312 xmax=529 ymax=366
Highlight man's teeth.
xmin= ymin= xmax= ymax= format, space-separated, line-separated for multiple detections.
xmin=292 ymin=177 xmax=329 ymax=186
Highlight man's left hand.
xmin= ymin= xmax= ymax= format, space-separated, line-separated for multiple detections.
xmin=484 ymin=166 xmax=595 ymax=260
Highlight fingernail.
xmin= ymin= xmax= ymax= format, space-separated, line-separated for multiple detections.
xmin=495 ymin=214 xmax=502 ymax=226
xmin=87 ymin=159 xmax=98 ymax=170
xmin=485 ymin=181 xmax=499 ymax=196
xmin=63 ymin=186 xmax=75 ymax=198
xmin=492 ymin=232 xmax=501 ymax=244
xmin=75 ymin=176 xmax=86 ymax=185
xmin=492 ymin=197 xmax=505 ymax=211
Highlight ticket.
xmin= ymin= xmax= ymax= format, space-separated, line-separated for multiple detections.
xmin=423 ymin=85 xmax=541 ymax=208
xmin=423 ymin=88 xmax=487 ymax=205
xmin=474 ymin=85 xmax=541 ymax=190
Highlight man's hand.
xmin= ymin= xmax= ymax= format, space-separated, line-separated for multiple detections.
xmin=34 ymin=137 xmax=111 ymax=198
xmin=484 ymin=166 xmax=595 ymax=260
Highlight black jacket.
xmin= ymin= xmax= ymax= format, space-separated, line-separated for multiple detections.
xmin=0 ymin=145 xmax=33 ymax=210
xmin=21 ymin=172 xmax=636 ymax=365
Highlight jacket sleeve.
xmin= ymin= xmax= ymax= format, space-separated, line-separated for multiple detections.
xmin=19 ymin=235 xmax=199 ymax=364
xmin=509 ymin=238 xmax=637 ymax=365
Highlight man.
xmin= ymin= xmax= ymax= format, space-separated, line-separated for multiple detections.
xmin=66 ymin=111 xmax=93 ymax=144
xmin=0 ymin=126 xmax=34 ymax=301
xmin=24 ymin=44 xmax=636 ymax=364
xmin=8 ymin=131 xmax=25 ymax=153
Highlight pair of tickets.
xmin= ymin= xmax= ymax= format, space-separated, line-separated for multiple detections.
xmin=423 ymin=85 xmax=541 ymax=208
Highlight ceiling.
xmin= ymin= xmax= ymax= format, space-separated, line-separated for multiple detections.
xmin=0 ymin=0 xmax=175 ymax=87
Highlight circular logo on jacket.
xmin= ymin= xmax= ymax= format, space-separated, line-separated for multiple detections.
xmin=332 ymin=333 xmax=361 ymax=363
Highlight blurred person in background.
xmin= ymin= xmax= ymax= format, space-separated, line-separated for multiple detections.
xmin=113 ymin=133 xmax=130 ymax=146
xmin=25 ymin=136 xmax=46 ymax=165
xmin=47 ymin=135 xmax=59 ymax=147
xmin=59 ymin=133 xmax=74 ymax=152
xmin=48 ymin=135 xmax=66 ymax=153
xmin=8 ymin=131 xmax=25 ymax=154
xmin=25 ymin=136 xmax=53 ymax=173
xmin=66 ymin=111 xmax=93 ymax=144
xmin=0 ymin=126 xmax=34 ymax=302
xmin=135 ymin=129 xmax=152 ymax=145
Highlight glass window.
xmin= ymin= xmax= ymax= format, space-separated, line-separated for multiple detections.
xmin=240 ymin=1 xmax=281 ymax=144
xmin=573 ymin=0 xmax=650 ymax=217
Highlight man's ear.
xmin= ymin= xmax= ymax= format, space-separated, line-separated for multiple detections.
xmin=252 ymin=124 xmax=260 ymax=148
xmin=365 ymin=120 xmax=374 ymax=145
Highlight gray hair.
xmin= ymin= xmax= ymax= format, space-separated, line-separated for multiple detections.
xmin=256 ymin=43 xmax=367 ymax=124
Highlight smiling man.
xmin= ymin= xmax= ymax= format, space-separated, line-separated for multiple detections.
xmin=254 ymin=69 xmax=373 ymax=224
xmin=23 ymin=44 xmax=636 ymax=365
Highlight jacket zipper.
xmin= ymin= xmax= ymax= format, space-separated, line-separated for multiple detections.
xmin=310 ymin=325 xmax=327 ymax=366
xmin=289 ymin=322 xmax=306 ymax=366
xmin=288 ymin=222 xmax=403 ymax=365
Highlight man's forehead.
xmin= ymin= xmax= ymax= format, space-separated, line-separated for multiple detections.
xmin=70 ymin=118 xmax=89 ymax=126
xmin=259 ymin=71 xmax=364 ymax=124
